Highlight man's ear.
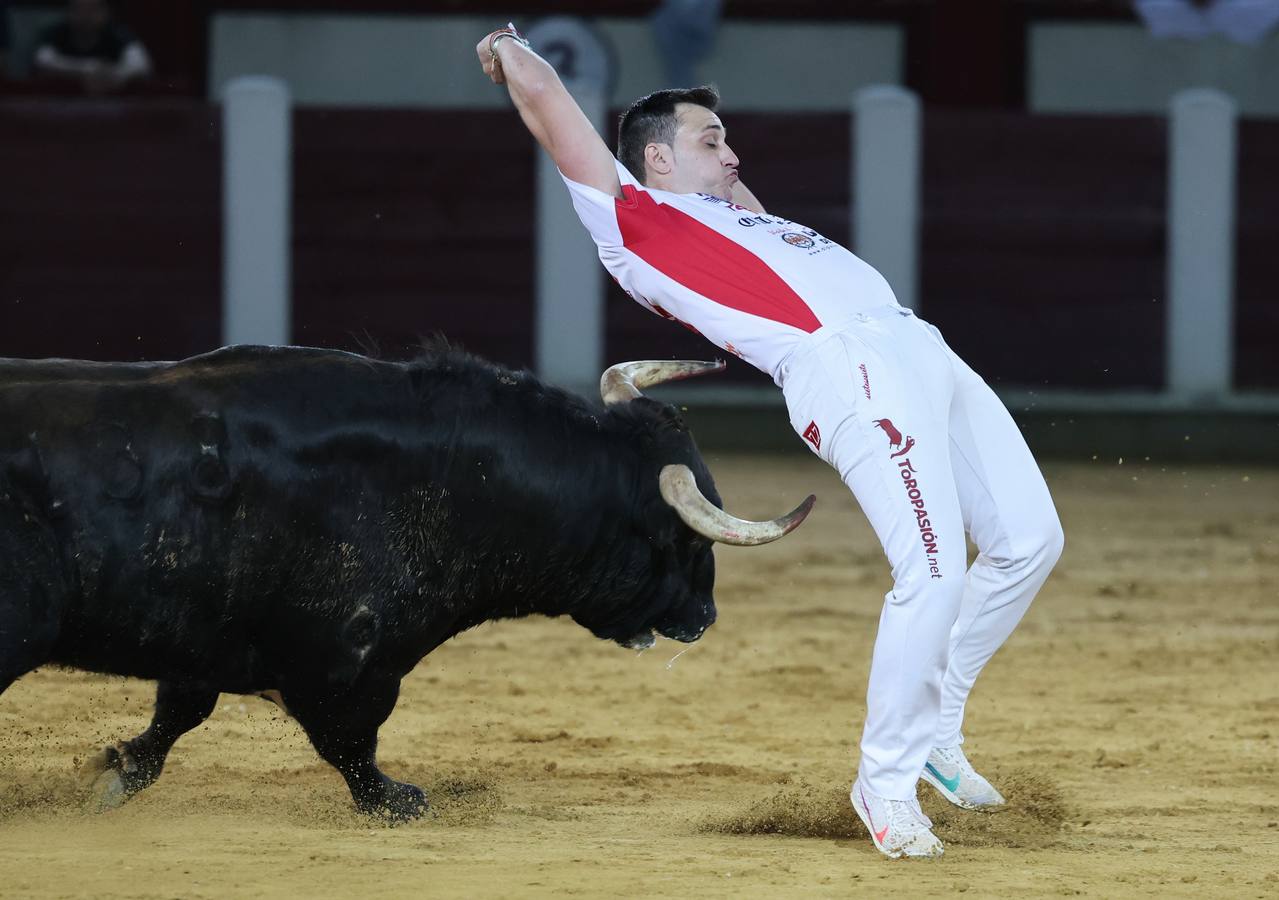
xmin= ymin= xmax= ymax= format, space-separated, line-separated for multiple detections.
xmin=644 ymin=142 xmax=673 ymax=177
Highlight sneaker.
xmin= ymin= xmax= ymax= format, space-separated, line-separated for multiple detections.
xmin=921 ymin=744 xmax=1006 ymax=810
xmin=850 ymin=779 xmax=945 ymax=859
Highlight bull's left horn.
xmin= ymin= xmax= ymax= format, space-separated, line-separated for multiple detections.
xmin=659 ymin=464 xmax=815 ymax=546
xmin=600 ymin=360 xmax=726 ymax=406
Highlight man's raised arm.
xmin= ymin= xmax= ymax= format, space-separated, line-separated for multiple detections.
xmin=476 ymin=26 xmax=622 ymax=199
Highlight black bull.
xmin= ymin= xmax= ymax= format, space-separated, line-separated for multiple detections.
xmin=0 ymin=345 xmax=811 ymax=819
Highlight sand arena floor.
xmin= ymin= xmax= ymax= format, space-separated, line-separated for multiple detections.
xmin=0 ymin=455 xmax=1276 ymax=898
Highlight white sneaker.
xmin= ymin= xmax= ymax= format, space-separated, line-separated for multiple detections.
xmin=850 ymin=779 xmax=945 ymax=859
xmin=921 ymin=744 xmax=1006 ymax=810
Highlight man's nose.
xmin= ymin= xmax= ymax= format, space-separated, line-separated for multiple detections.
xmin=722 ymin=144 xmax=739 ymax=168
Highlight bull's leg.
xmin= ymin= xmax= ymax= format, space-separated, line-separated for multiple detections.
xmin=85 ymin=680 xmax=218 ymax=810
xmin=286 ymin=677 xmax=427 ymax=822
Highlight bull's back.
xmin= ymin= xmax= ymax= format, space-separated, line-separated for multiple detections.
xmin=1 ymin=344 xmax=624 ymax=686
xmin=1 ymin=347 xmax=418 ymax=685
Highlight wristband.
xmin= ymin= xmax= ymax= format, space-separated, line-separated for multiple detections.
xmin=489 ymin=24 xmax=530 ymax=63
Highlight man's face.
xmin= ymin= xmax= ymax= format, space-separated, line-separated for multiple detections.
xmin=660 ymin=103 xmax=740 ymax=201
xmin=69 ymin=0 xmax=109 ymax=33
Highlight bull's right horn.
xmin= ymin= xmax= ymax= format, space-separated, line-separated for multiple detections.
xmin=659 ymin=464 xmax=815 ymax=546
xmin=600 ymin=360 xmax=726 ymax=406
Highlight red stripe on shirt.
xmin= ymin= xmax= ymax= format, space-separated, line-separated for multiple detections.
xmin=614 ymin=187 xmax=822 ymax=334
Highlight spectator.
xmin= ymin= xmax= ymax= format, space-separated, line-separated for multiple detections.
xmin=32 ymin=0 xmax=152 ymax=94
xmin=651 ymin=0 xmax=723 ymax=88
xmin=1135 ymin=0 xmax=1279 ymax=45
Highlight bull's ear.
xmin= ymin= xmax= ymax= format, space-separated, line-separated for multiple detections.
xmin=632 ymin=397 xmax=686 ymax=434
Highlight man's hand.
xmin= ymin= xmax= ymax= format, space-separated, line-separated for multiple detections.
xmin=476 ymin=31 xmax=507 ymax=85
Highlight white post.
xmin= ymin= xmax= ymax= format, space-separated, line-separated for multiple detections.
xmin=1167 ymin=88 xmax=1236 ymax=397
xmin=535 ymin=86 xmax=605 ymax=392
xmin=853 ymin=86 xmax=921 ymax=312
xmin=223 ymin=76 xmax=291 ymax=347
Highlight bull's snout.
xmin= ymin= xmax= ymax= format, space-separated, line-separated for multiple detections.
xmin=655 ymin=599 xmax=716 ymax=643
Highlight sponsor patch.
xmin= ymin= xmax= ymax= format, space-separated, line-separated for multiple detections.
xmin=802 ymin=420 xmax=821 ymax=451
xmin=782 ymin=232 xmax=815 ymax=249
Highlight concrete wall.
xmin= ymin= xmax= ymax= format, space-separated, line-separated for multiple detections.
xmin=1030 ymin=22 xmax=1279 ymax=117
xmin=208 ymin=13 xmax=902 ymax=111
xmin=676 ymin=402 xmax=1279 ymax=463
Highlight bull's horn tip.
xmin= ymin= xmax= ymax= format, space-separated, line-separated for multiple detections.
xmin=784 ymin=495 xmax=818 ymax=532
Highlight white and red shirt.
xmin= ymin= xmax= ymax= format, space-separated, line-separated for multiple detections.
xmin=562 ymin=159 xmax=902 ymax=385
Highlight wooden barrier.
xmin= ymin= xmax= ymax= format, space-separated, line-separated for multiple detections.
xmin=921 ymin=110 xmax=1168 ymax=390
xmin=0 ymin=100 xmax=1275 ymax=394
xmin=0 ymin=100 xmax=221 ymax=361
xmin=1236 ymin=119 xmax=1279 ymax=390
xmin=288 ymin=108 xmax=536 ymax=367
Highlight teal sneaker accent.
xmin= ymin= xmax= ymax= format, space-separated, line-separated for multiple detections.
xmin=925 ymin=761 xmax=960 ymax=793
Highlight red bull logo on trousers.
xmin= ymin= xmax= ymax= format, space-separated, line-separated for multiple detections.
xmin=874 ymin=418 xmax=915 ymax=459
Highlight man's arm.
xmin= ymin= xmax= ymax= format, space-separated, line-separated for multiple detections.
xmin=33 ymin=39 xmax=151 ymax=91
xmin=33 ymin=43 xmax=98 ymax=77
xmin=477 ymin=27 xmax=621 ymax=199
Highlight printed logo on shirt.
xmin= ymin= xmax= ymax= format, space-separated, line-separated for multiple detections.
xmin=736 ymin=213 xmax=788 ymax=227
xmin=802 ymin=420 xmax=821 ymax=451
xmin=701 ymin=201 xmax=838 ymax=253
xmin=859 ymin=363 xmax=872 ymax=400
xmin=873 ymin=418 xmax=915 ymax=459
xmin=776 ymin=225 xmax=834 ymax=256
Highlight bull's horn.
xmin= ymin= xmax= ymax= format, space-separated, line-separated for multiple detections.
xmin=600 ymin=360 xmax=726 ymax=406
xmin=659 ymin=464 xmax=815 ymax=546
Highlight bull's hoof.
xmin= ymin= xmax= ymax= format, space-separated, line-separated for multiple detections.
xmin=359 ymin=781 xmax=429 ymax=824
xmin=81 ymin=745 xmax=140 ymax=812
xmin=89 ymin=769 xmax=130 ymax=812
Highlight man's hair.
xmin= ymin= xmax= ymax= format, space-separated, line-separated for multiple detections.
xmin=617 ymin=85 xmax=720 ymax=185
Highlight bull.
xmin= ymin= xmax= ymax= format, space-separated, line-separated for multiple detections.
xmin=0 ymin=345 xmax=812 ymax=819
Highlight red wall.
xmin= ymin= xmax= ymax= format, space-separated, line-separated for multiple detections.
xmin=0 ymin=101 xmax=222 ymax=361
xmin=1236 ymin=119 xmax=1279 ymax=390
xmin=921 ymin=110 xmax=1169 ymax=390
xmin=290 ymin=109 xmax=535 ymax=367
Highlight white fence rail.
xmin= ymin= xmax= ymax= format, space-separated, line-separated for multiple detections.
xmin=222 ymin=76 xmax=292 ymax=348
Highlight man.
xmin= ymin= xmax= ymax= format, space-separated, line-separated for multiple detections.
xmin=476 ymin=24 xmax=1063 ymax=860
xmin=32 ymin=0 xmax=152 ymax=95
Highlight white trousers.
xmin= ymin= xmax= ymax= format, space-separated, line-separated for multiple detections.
xmin=780 ymin=307 xmax=1064 ymax=800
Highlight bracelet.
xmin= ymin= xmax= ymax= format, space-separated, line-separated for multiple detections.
xmin=489 ymin=25 xmax=530 ymax=63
